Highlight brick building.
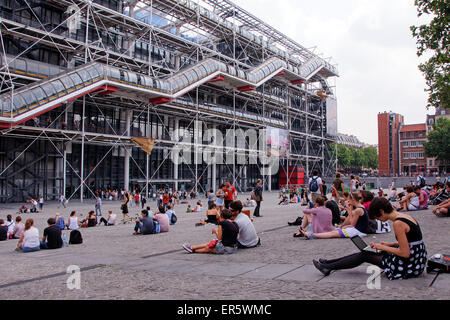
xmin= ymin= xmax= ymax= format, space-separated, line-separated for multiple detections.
xmin=399 ymin=124 xmax=427 ymax=176
xmin=426 ymin=107 xmax=450 ymax=174
xmin=377 ymin=112 xmax=404 ymax=176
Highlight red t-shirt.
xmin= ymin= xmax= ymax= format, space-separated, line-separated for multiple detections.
xmin=163 ymin=195 xmax=169 ymax=204
xmin=224 ymin=185 xmax=236 ymax=201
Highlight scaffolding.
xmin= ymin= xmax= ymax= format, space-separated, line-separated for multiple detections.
xmin=0 ymin=0 xmax=338 ymax=203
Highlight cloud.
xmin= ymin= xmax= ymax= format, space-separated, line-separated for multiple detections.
xmin=232 ymin=0 xmax=431 ymax=145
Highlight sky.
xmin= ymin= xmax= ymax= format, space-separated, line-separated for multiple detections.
xmin=232 ymin=0 xmax=433 ymax=145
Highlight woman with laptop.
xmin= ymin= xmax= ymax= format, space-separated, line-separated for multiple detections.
xmin=313 ymin=197 xmax=427 ymax=280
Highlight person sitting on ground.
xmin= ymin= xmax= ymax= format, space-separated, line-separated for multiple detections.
xmin=290 ymin=193 xmax=299 ymax=204
xmin=196 ymin=203 xmax=220 ymax=227
xmin=230 ymin=200 xmax=260 ymax=249
xmin=244 ymin=198 xmax=256 ymax=207
xmin=12 ymin=216 xmax=24 ymax=239
xmin=193 ymin=200 xmax=203 ymax=213
xmin=40 ymin=218 xmax=63 ymax=250
xmin=389 ymin=187 xmax=398 ymax=202
xmin=186 ymin=204 xmax=192 ymax=213
xmin=433 ymin=198 xmax=450 ymax=217
xmin=15 ymin=218 xmax=40 ymax=253
xmin=0 ymin=219 xmax=7 ymax=241
xmin=5 ymin=215 xmax=15 ymax=239
xmin=298 ymin=193 xmax=369 ymax=240
xmin=313 ymin=197 xmax=427 ymax=280
xmin=182 ymin=208 xmax=239 ymax=255
xmin=67 ymin=211 xmax=80 ymax=230
xmin=133 ymin=210 xmax=154 ymax=235
xmin=294 ymin=197 xmax=335 ymax=238
xmin=55 ymin=213 xmax=65 ymax=230
xmin=415 ymin=186 xmax=429 ymax=210
xmin=153 ymin=206 xmax=170 ymax=233
xmin=19 ymin=204 xmax=29 ymax=214
xmin=324 ymin=197 xmax=342 ymax=226
xmin=396 ymin=186 xmax=420 ymax=212
xmin=80 ymin=211 xmax=97 ymax=228
xmin=165 ymin=204 xmax=176 ymax=225
xmin=378 ymin=188 xmax=385 ymax=198
xmin=99 ymin=210 xmax=117 ymax=226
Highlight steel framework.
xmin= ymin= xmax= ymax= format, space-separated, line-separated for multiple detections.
xmin=0 ymin=0 xmax=338 ymax=203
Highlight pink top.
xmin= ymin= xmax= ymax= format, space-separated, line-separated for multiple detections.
xmin=419 ymin=190 xmax=428 ymax=208
xmin=303 ymin=206 xmax=335 ymax=233
xmin=363 ymin=201 xmax=371 ymax=211
xmin=154 ymin=213 xmax=170 ymax=233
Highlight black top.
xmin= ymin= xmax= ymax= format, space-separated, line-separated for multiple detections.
xmin=43 ymin=225 xmax=63 ymax=249
xmin=395 ymin=218 xmax=423 ymax=243
xmin=354 ymin=207 xmax=369 ymax=234
xmin=326 ymin=200 xmax=341 ymax=225
xmin=220 ymin=220 xmax=239 ymax=247
xmin=254 ymin=184 xmax=263 ymax=200
xmin=0 ymin=225 xmax=7 ymax=241
xmin=87 ymin=217 xmax=96 ymax=227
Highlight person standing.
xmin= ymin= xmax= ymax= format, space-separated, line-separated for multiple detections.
xmin=224 ymin=181 xmax=237 ymax=209
xmin=38 ymin=196 xmax=44 ymax=211
xmin=309 ymin=170 xmax=323 ymax=204
xmin=332 ymin=173 xmax=345 ymax=204
xmin=253 ymin=179 xmax=263 ymax=218
xmin=58 ymin=194 xmax=66 ymax=208
xmin=95 ymin=195 xmax=102 ymax=217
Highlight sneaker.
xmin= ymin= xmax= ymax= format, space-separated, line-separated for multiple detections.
xmin=182 ymin=243 xmax=193 ymax=253
xmin=195 ymin=223 xmax=203 ymax=227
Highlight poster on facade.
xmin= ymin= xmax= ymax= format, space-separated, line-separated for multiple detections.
xmin=266 ymin=127 xmax=290 ymax=158
xmin=326 ymin=97 xmax=338 ymax=136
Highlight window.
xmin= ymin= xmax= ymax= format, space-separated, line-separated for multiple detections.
xmin=403 ymin=141 xmax=409 ymax=147
xmin=410 ymin=141 xmax=417 ymax=147
xmin=403 ymin=153 xmax=409 ymax=159
xmin=429 ymin=160 xmax=433 ymax=166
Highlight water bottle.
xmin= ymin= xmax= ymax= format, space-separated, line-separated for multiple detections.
xmin=62 ymin=235 xmax=68 ymax=247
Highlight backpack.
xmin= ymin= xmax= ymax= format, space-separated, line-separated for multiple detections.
xmin=427 ymin=254 xmax=450 ymax=274
xmin=309 ymin=177 xmax=319 ymax=192
xmin=171 ymin=212 xmax=177 ymax=224
xmin=69 ymin=229 xmax=83 ymax=245
xmin=419 ymin=176 xmax=426 ymax=188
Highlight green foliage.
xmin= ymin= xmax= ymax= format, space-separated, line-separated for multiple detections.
xmin=336 ymin=144 xmax=378 ymax=170
xmin=423 ymin=117 xmax=450 ymax=161
xmin=410 ymin=0 xmax=450 ymax=109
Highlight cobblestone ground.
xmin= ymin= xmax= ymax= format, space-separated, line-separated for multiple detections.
xmin=0 ymin=192 xmax=449 ymax=300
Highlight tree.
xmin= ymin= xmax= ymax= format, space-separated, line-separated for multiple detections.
xmin=363 ymin=147 xmax=379 ymax=169
xmin=423 ymin=117 xmax=450 ymax=162
xmin=410 ymin=0 xmax=450 ymax=109
xmin=337 ymin=144 xmax=351 ymax=168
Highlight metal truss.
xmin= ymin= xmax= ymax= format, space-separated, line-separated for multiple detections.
xmin=0 ymin=0 xmax=338 ymax=202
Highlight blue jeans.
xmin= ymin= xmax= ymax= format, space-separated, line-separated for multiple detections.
xmin=95 ymin=205 xmax=102 ymax=216
xmin=134 ymin=222 xmax=143 ymax=233
xmin=40 ymin=241 xmax=48 ymax=249
xmin=22 ymin=245 xmax=40 ymax=253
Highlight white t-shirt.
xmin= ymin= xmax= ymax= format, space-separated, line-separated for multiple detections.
xmin=6 ymin=221 xmax=15 ymax=234
xmin=234 ymin=213 xmax=259 ymax=247
xmin=308 ymin=176 xmax=323 ymax=194
xmin=23 ymin=227 xmax=40 ymax=248
xmin=68 ymin=217 xmax=79 ymax=230
xmin=108 ymin=214 xmax=117 ymax=225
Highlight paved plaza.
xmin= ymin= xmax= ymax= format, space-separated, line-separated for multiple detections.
xmin=0 ymin=192 xmax=449 ymax=300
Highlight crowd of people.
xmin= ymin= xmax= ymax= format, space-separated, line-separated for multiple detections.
xmin=1 ymin=173 xmax=448 ymax=283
